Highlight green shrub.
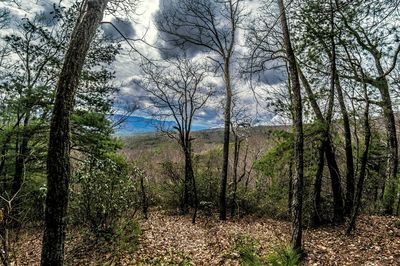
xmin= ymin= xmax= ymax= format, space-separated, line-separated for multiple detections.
xmin=157 ymin=161 xmax=185 ymax=213
xmin=140 ymin=253 xmax=192 ymax=265
xmin=112 ymin=218 xmax=141 ymax=253
xmin=234 ymin=235 xmax=263 ymax=266
xmin=70 ymin=152 xmax=138 ymax=234
xmin=265 ymin=245 xmax=300 ymax=266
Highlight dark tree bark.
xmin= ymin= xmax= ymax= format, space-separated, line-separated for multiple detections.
xmin=336 ymin=77 xmax=355 ymax=217
xmin=379 ymin=79 xmax=398 ymax=215
xmin=230 ymin=133 xmax=241 ymax=218
xmin=12 ymin=112 xmax=31 ymax=195
xmin=346 ymin=81 xmax=371 ymax=234
xmin=187 ymin=147 xmax=198 ymax=224
xmin=41 ymin=1 xmax=108 ymax=265
xmin=219 ymin=58 xmax=233 ymax=221
xmin=288 ymin=159 xmax=294 ymax=218
xmin=327 ymin=3 xmax=345 ymax=223
xmin=312 ymin=143 xmax=324 ymax=226
xmin=338 ymin=9 xmax=400 ymax=215
xmin=324 ymin=141 xmax=345 ymax=223
xmin=182 ymin=150 xmax=191 ymax=214
xmin=140 ymin=173 xmax=148 ymax=219
xmin=278 ymin=0 xmax=304 ymax=252
xmin=298 ymin=67 xmax=344 ymax=223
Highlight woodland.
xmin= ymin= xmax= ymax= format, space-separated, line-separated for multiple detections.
xmin=0 ymin=0 xmax=400 ymax=265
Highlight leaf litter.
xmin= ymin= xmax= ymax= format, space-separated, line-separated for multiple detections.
xmin=15 ymin=212 xmax=400 ymax=265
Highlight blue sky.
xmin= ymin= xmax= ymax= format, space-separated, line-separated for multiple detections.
xmin=112 ymin=115 xmax=211 ymax=135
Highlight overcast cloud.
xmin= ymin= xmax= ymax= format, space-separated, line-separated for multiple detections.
xmin=0 ymin=0 xmax=287 ymax=131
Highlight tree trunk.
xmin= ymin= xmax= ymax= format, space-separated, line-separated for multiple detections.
xmin=298 ymin=66 xmax=344 ymax=223
xmin=13 ymin=112 xmax=31 ymax=195
xmin=333 ymin=73 xmax=354 ymax=218
xmin=347 ymin=83 xmax=371 ymax=234
xmin=324 ymin=139 xmax=345 ymax=223
xmin=329 ymin=1 xmax=355 ymax=216
xmin=278 ymin=0 xmax=304 ymax=253
xmin=41 ymin=1 xmax=108 ymax=265
xmin=191 ymin=157 xmax=198 ymax=224
xmin=182 ymin=150 xmax=191 ymax=215
xmin=231 ymin=134 xmax=240 ymax=218
xmin=311 ymin=142 xmax=324 ymax=226
xmin=219 ymin=58 xmax=232 ymax=221
xmin=336 ymin=77 xmax=355 ymax=217
xmin=379 ymin=80 xmax=399 ymax=215
xmin=140 ymin=173 xmax=148 ymax=219
xmin=288 ymin=159 xmax=293 ymax=218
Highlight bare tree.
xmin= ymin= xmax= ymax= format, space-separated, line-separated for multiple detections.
xmin=156 ymin=0 xmax=245 ymax=220
xmin=229 ymin=97 xmax=252 ymax=218
xmin=139 ymin=57 xmax=213 ymax=223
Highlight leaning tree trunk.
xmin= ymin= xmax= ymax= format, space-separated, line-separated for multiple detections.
xmin=41 ymin=1 xmax=108 ymax=265
xmin=347 ymin=82 xmax=371 ymax=234
xmin=329 ymin=1 xmax=355 ymax=216
xmin=219 ymin=57 xmax=233 ymax=221
xmin=298 ymin=66 xmax=344 ymax=224
xmin=324 ymin=140 xmax=345 ymax=222
xmin=278 ymin=0 xmax=304 ymax=252
xmin=312 ymin=142 xmax=324 ymax=226
xmin=336 ymin=77 xmax=355 ymax=217
xmin=379 ymin=81 xmax=399 ymax=215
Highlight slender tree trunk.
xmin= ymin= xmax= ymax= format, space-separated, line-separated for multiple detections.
xmin=328 ymin=2 xmax=347 ymax=222
xmin=336 ymin=77 xmax=355 ymax=217
xmin=379 ymin=81 xmax=399 ymax=215
xmin=219 ymin=58 xmax=232 ymax=221
xmin=13 ymin=112 xmax=31 ymax=195
xmin=182 ymin=150 xmax=191 ymax=215
xmin=329 ymin=1 xmax=355 ymax=216
xmin=278 ymin=0 xmax=304 ymax=252
xmin=288 ymin=159 xmax=293 ymax=217
xmin=140 ymin=174 xmax=148 ymax=219
xmin=347 ymin=83 xmax=371 ymax=234
xmin=312 ymin=142 xmax=324 ymax=226
xmin=298 ymin=66 xmax=344 ymax=223
xmin=190 ymin=156 xmax=198 ymax=224
xmin=324 ymin=139 xmax=345 ymax=223
xmin=182 ymin=141 xmax=197 ymax=223
xmin=41 ymin=1 xmax=108 ymax=265
xmin=0 ymin=132 xmax=14 ymax=190
xmin=231 ymin=134 xmax=240 ymax=218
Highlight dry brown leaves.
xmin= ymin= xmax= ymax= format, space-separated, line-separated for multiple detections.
xmin=14 ymin=213 xmax=400 ymax=265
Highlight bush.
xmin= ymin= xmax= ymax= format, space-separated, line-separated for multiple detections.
xmin=233 ymin=235 xmax=263 ymax=266
xmin=265 ymin=245 xmax=300 ymax=266
xmin=156 ymin=161 xmax=185 ymax=213
xmin=112 ymin=218 xmax=141 ymax=253
xmin=70 ymin=152 xmax=138 ymax=234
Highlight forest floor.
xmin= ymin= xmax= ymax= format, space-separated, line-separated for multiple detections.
xmin=16 ymin=212 xmax=400 ymax=265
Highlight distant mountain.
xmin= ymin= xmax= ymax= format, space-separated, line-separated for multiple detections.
xmin=111 ymin=115 xmax=211 ymax=135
